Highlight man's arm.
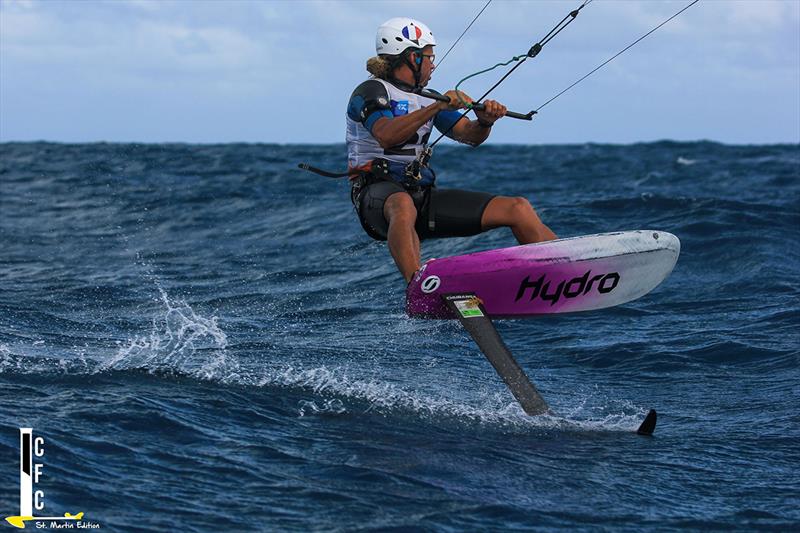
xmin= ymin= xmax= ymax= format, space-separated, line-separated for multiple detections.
xmin=443 ymin=97 xmax=507 ymax=147
xmin=371 ymin=89 xmax=470 ymax=148
xmin=371 ymin=104 xmax=443 ymax=149
xmin=348 ymin=82 xmax=464 ymax=149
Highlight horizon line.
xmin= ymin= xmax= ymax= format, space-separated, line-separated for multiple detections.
xmin=2 ymin=139 xmax=799 ymax=147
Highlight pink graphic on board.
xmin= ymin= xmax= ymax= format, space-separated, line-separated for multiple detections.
xmin=406 ymin=231 xmax=680 ymax=319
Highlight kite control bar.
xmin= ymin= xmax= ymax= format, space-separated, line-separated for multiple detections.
xmin=417 ymin=89 xmax=535 ymax=120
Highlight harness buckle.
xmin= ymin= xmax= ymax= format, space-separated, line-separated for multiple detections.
xmin=403 ymin=147 xmax=433 ymax=182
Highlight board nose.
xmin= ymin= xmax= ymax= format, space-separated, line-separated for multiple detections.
xmin=651 ymin=231 xmax=680 ymax=256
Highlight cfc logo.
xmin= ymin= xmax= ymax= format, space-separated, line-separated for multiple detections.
xmin=5 ymin=428 xmax=96 ymax=529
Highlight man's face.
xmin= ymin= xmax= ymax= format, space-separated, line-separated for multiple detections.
xmin=416 ymin=45 xmax=436 ymax=86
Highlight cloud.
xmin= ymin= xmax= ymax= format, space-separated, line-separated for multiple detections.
xmin=1 ymin=0 xmax=797 ymax=143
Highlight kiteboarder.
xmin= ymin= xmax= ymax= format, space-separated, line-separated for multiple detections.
xmin=347 ymin=17 xmax=556 ymax=282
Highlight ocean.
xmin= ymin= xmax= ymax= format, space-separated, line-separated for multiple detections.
xmin=1 ymin=141 xmax=798 ymax=531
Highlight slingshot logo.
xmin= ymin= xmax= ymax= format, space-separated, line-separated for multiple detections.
xmin=4 ymin=428 xmax=98 ymax=529
xmin=421 ymin=275 xmax=441 ymax=293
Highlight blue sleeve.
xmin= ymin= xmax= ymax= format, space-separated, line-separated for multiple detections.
xmin=364 ymin=109 xmax=393 ymax=133
xmin=424 ymin=88 xmax=463 ymax=139
xmin=433 ymin=109 xmax=463 ymax=140
xmin=347 ymin=80 xmax=393 ymax=134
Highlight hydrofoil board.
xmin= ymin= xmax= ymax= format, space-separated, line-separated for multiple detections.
xmin=408 ymin=231 xmax=679 ymax=435
xmin=407 ymin=230 xmax=679 ymax=318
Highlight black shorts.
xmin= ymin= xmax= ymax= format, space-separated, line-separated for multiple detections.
xmin=355 ymin=180 xmax=495 ymax=241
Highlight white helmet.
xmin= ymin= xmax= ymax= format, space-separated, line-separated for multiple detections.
xmin=376 ymin=17 xmax=436 ymax=56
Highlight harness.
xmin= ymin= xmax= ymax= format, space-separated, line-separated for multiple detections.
xmin=298 ymin=157 xmax=438 ymax=233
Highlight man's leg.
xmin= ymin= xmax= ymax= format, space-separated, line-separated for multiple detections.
xmin=384 ymin=192 xmax=421 ymax=282
xmin=481 ymin=196 xmax=557 ymax=244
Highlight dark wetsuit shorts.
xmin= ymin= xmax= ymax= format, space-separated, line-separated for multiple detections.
xmin=356 ymin=180 xmax=495 ymax=241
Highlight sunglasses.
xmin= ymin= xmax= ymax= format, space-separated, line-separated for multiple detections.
xmin=419 ymin=53 xmax=436 ymax=64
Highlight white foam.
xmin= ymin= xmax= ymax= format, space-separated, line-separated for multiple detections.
xmin=252 ymin=364 xmax=648 ymax=432
xmin=297 ymin=398 xmax=347 ymax=417
xmin=0 ymin=343 xmax=19 ymax=373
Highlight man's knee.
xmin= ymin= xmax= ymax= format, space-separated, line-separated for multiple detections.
xmin=384 ymin=192 xmax=417 ymax=225
xmin=503 ymin=196 xmax=541 ymax=222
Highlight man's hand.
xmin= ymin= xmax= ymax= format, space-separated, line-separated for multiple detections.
xmin=434 ymin=90 xmax=508 ymax=147
xmin=437 ymin=90 xmax=471 ymax=112
xmin=474 ymin=99 xmax=507 ymax=125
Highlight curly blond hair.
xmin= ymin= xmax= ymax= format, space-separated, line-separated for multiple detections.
xmin=366 ymin=56 xmax=392 ymax=79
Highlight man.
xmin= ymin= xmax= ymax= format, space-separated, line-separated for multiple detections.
xmin=347 ymin=17 xmax=556 ymax=282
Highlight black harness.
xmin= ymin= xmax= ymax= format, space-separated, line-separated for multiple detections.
xmin=350 ymin=158 xmax=437 ymax=234
xmin=298 ymin=157 xmax=437 ymax=233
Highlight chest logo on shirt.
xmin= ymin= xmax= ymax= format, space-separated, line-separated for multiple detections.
xmin=391 ymin=100 xmax=409 ymax=116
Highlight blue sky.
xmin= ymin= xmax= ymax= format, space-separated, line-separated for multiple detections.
xmin=1 ymin=0 xmax=798 ymax=144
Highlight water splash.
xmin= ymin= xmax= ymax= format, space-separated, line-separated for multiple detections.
xmin=100 ymin=289 xmax=230 ymax=376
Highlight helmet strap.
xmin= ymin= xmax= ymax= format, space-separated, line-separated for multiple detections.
xmin=404 ymin=50 xmax=423 ymax=89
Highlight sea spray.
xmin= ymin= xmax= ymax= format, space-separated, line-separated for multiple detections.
xmin=101 ymin=289 xmax=231 ymax=376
